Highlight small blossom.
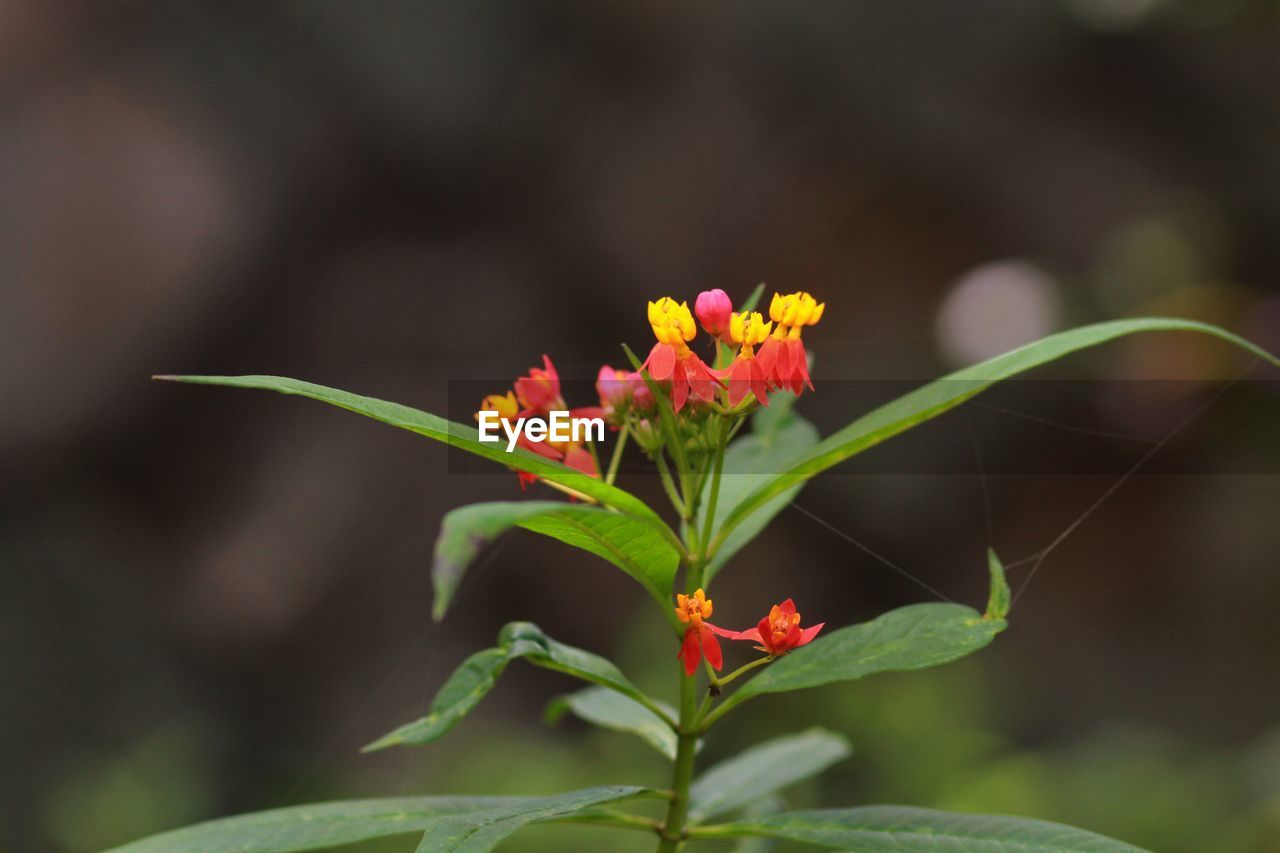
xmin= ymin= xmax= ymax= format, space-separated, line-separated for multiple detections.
xmin=477 ymin=356 xmax=601 ymax=491
xmin=716 ymin=310 xmax=773 ymax=407
xmin=756 ymin=291 xmax=825 ymax=395
xmin=643 ymin=297 xmax=721 ymax=412
xmin=514 ymin=355 xmax=565 ymax=414
xmin=674 ymin=588 xmax=724 ymax=675
xmin=695 ymin=288 xmax=734 ymax=341
xmin=714 ymin=598 xmax=824 ymax=657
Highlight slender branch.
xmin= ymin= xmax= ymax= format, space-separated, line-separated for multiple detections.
xmin=604 ymin=425 xmax=630 ymax=486
xmin=654 ymin=453 xmax=687 ymax=517
xmin=698 ymin=417 xmax=729 ymax=557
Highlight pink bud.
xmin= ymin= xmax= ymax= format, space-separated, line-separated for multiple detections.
xmin=695 ymin=289 xmax=733 ymax=339
xmin=627 ymin=372 xmax=655 ymax=412
xmin=596 ymin=365 xmax=630 ymax=409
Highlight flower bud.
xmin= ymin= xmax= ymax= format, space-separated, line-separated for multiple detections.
xmin=695 ymin=289 xmax=733 ymax=339
xmin=596 ymin=365 xmax=630 ymax=410
xmin=627 ymin=371 xmax=655 ymax=412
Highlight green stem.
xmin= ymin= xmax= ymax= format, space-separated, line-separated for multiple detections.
xmin=698 ymin=417 xmax=729 ymax=554
xmin=654 ymin=453 xmax=686 ymax=517
xmin=604 ymin=425 xmax=629 ymax=486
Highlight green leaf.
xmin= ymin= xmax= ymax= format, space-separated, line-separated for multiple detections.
xmin=985 ymin=548 xmax=1011 ymax=621
xmin=690 ymin=805 xmax=1145 ymax=851
xmin=546 ymin=686 xmax=680 ymax=760
xmin=432 ymin=501 xmax=680 ymax=620
xmin=367 ymin=622 xmax=670 ymax=751
xmin=105 ymin=796 xmax=523 ymax=852
xmin=703 ymin=603 xmax=1004 ymax=726
xmin=738 ymin=282 xmax=766 ymax=313
xmin=414 ymin=785 xmax=657 ymax=853
xmin=712 ymin=318 xmax=1280 ymax=555
xmin=688 ymin=728 xmax=851 ymax=823
xmin=153 ymin=374 xmax=680 ymax=551
xmin=702 ymin=393 xmax=820 ymax=583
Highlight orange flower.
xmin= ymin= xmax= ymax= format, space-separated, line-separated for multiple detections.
xmin=674 ymin=588 xmax=724 ymax=675
xmin=715 ymin=598 xmax=824 ymax=657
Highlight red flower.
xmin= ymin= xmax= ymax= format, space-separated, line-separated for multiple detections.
xmin=643 ymin=297 xmax=722 ymax=412
xmin=674 ymin=588 xmax=724 ymax=676
xmin=715 ymin=310 xmax=773 ymax=408
xmin=756 ymin=291 xmax=824 ymax=395
xmin=514 ymin=355 xmax=564 ymax=413
xmin=714 ymin=598 xmax=824 ymax=657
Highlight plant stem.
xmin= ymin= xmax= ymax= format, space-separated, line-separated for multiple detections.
xmin=654 ymin=453 xmax=686 ymax=517
xmin=698 ymin=417 xmax=729 ymax=553
xmin=604 ymin=425 xmax=629 ymax=485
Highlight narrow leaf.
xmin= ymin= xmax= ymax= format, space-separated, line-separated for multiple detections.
xmin=713 ymin=318 xmax=1280 ymax=554
xmin=705 ymin=603 xmax=1004 ymax=725
xmin=106 ymin=796 xmax=522 ymax=852
xmin=546 ymin=686 xmax=679 ymax=760
xmin=364 ymin=648 xmax=510 ymax=751
xmin=367 ymin=622 xmax=669 ymax=751
xmin=414 ymin=785 xmax=656 ymax=853
xmin=703 ymin=394 xmax=820 ymax=583
xmin=153 ymin=374 xmax=680 ymax=550
xmin=688 ymin=728 xmax=851 ymax=822
xmin=692 ymin=805 xmax=1144 ymax=851
xmin=432 ymin=501 xmax=679 ymax=620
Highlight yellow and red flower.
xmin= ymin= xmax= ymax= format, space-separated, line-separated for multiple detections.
xmin=756 ymin=291 xmax=825 ymax=395
xmin=476 ymin=355 xmax=601 ymax=490
xmin=642 ymin=297 xmax=722 ymax=412
xmin=716 ymin=310 xmax=773 ymax=407
xmin=715 ymin=598 xmax=824 ymax=657
xmin=675 ymin=588 xmax=724 ymax=675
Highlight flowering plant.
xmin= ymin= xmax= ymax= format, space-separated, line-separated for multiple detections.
xmin=125 ymin=287 xmax=1278 ymax=852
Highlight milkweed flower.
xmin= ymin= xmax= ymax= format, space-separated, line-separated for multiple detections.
xmin=756 ymin=291 xmax=825 ymax=395
xmin=675 ymin=588 xmax=724 ymax=675
xmin=642 ymin=297 xmax=721 ymax=412
xmin=695 ymin=288 xmax=734 ymax=342
xmin=716 ymin=598 xmax=824 ymax=657
xmin=716 ymin=310 xmax=773 ymax=407
xmin=477 ymin=355 xmax=601 ymax=490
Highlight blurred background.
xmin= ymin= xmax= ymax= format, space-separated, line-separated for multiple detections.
xmin=4 ymin=1 xmax=1280 ymax=850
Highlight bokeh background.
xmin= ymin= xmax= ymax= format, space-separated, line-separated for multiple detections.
xmin=4 ymin=2 xmax=1280 ymax=851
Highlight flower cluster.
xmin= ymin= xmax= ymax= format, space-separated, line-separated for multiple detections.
xmin=675 ymin=589 xmax=823 ymax=676
xmin=475 ymin=287 xmax=824 ymax=492
xmin=476 ymin=355 xmax=602 ymax=489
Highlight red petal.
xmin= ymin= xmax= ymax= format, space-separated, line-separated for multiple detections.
xmin=644 ymin=343 xmax=675 ymax=381
xmin=570 ymin=406 xmax=605 ymax=421
xmin=700 ymin=627 xmax=723 ymax=671
xmin=563 ymin=446 xmax=598 ymax=477
xmin=670 ymin=373 xmax=689 ymax=412
xmin=679 ymin=629 xmax=701 ymax=676
xmin=706 ymin=622 xmax=759 ymax=642
xmin=750 ymin=359 xmax=770 ymax=406
xmin=798 ymin=622 xmax=825 ymax=645
xmin=778 ymin=598 xmax=797 ymax=616
xmin=725 ymin=359 xmax=751 ymax=407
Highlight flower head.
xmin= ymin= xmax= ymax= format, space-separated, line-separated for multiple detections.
xmin=514 ymin=355 xmax=565 ymax=414
xmin=716 ymin=598 xmax=823 ymax=657
xmin=717 ymin=310 xmax=774 ymax=407
xmin=675 ymin=588 xmax=724 ymax=675
xmin=643 ymin=297 xmax=722 ymax=412
xmin=695 ymin=288 xmax=734 ymax=341
xmin=757 ymin=291 xmax=824 ymax=395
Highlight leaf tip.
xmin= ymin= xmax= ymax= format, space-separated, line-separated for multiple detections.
xmin=983 ymin=548 xmax=1011 ymax=623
